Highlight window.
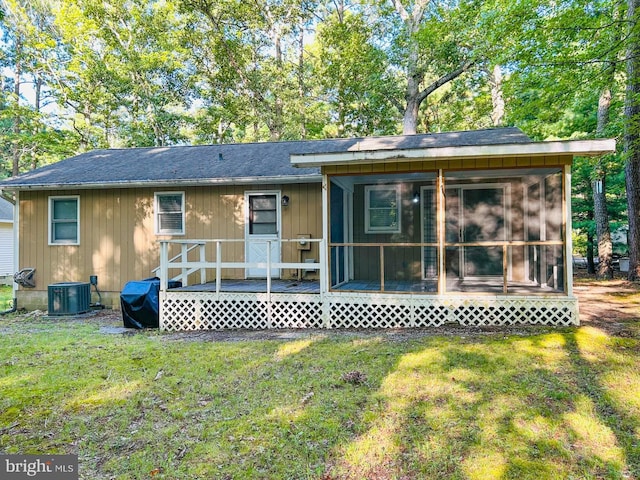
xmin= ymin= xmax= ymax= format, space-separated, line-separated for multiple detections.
xmin=155 ymin=192 xmax=185 ymax=235
xmin=49 ymin=196 xmax=80 ymax=245
xmin=365 ymin=185 xmax=401 ymax=233
xmin=249 ymin=194 xmax=278 ymax=235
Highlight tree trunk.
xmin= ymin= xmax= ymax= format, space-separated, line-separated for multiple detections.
xmin=297 ymin=27 xmax=307 ymax=139
xmin=402 ymin=47 xmax=422 ymax=135
xmin=12 ymin=36 xmax=22 ymax=177
xmin=593 ymin=87 xmax=614 ymax=279
xmin=593 ymin=177 xmax=613 ymax=278
xmin=489 ymin=65 xmax=505 ymax=127
xmin=271 ymin=28 xmax=283 ymax=141
xmin=624 ymin=0 xmax=640 ymax=281
xmin=403 ymin=59 xmax=473 ymax=134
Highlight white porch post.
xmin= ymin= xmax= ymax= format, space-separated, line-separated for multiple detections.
xmin=180 ymin=243 xmax=188 ymax=286
xmin=321 ymin=174 xmax=331 ymax=328
xmin=159 ymin=241 xmax=169 ymax=292
xmin=215 ymin=241 xmax=222 ymax=295
xmin=200 ymin=243 xmax=207 ymax=285
xmin=437 ymin=169 xmax=446 ymax=294
xmin=266 ymin=240 xmax=272 ymax=295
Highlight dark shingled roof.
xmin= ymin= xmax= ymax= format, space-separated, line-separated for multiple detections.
xmin=0 ymin=127 xmax=531 ymax=189
xmin=0 ymin=197 xmax=13 ymax=221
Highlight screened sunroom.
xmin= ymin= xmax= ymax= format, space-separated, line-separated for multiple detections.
xmin=328 ymin=167 xmax=567 ymax=296
xmin=287 ymin=132 xmax=614 ymax=327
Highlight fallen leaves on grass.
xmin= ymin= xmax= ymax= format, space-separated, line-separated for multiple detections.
xmin=341 ymin=371 xmax=367 ymax=385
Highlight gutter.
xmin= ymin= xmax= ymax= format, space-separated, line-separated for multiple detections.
xmin=0 ymin=174 xmax=323 ymax=192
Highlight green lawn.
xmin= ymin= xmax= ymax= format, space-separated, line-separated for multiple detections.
xmin=0 ymin=285 xmax=13 ymax=311
xmin=1 ymin=311 xmax=639 ymax=479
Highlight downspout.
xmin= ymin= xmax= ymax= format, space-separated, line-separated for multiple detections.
xmin=0 ymin=190 xmax=18 ymax=315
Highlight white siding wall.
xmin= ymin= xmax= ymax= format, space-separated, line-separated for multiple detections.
xmin=0 ymin=222 xmax=14 ymax=276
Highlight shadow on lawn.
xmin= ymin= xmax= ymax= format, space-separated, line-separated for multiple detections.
xmin=323 ymin=331 xmax=639 ymax=480
xmin=2 ymin=323 xmax=639 ymax=479
xmin=563 ymin=330 xmax=640 ymax=479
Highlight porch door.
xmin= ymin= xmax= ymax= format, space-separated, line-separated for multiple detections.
xmin=445 ymin=185 xmax=507 ymax=279
xmin=246 ymin=192 xmax=281 ymax=278
xmin=461 ymin=187 xmax=506 ymax=277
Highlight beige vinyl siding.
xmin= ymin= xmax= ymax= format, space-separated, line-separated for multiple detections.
xmin=18 ymin=183 xmax=322 ymax=304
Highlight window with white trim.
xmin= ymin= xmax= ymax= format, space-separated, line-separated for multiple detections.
xmin=49 ymin=196 xmax=80 ymax=245
xmin=155 ymin=192 xmax=185 ymax=235
xmin=365 ymin=185 xmax=401 ymax=233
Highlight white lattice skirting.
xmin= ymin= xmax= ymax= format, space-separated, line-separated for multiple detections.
xmin=160 ymin=291 xmax=579 ymax=331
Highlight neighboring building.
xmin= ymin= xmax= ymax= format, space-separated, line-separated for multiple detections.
xmin=0 ymin=128 xmax=615 ymax=328
xmin=0 ymin=197 xmax=14 ymax=285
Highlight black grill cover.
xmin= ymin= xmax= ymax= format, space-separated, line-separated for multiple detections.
xmin=120 ymin=279 xmax=160 ymax=329
xmin=120 ymin=278 xmax=181 ymax=329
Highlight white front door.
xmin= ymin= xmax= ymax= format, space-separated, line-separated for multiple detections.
xmin=246 ymin=192 xmax=281 ymax=278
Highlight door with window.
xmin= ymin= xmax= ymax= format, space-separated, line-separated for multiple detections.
xmin=246 ymin=192 xmax=281 ymax=278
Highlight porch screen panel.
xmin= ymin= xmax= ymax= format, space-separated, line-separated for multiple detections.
xmin=463 ymin=187 xmax=504 ymax=277
xmin=443 ymin=168 xmax=567 ymax=294
xmin=330 ymin=182 xmax=346 ymax=287
xmin=544 ymin=172 xmax=565 ymax=292
xmin=422 ymin=188 xmax=437 ymax=279
xmin=527 ymin=182 xmax=542 ymax=284
xmin=444 ymin=187 xmax=461 ymax=279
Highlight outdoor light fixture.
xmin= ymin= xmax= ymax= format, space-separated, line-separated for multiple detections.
xmin=413 ymin=191 xmax=420 ymax=204
xmin=282 ymin=195 xmax=290 ymax=207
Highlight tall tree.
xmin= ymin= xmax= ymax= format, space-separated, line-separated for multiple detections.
xmin=310 ymin=8 xmax=399 ymax=137
xmin=593 ymin=83 xmax=614 ymax=279
xmin=182 ymin=0 xmax=313 ymax=142
xmin=381 ymin=0 xmax=475 ymax=134
xmin=0 ymin=0 xmax=78 ymax=175
xmin=625 ymin=0 xmax=640 ymax=280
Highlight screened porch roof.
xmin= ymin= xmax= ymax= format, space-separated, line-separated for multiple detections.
xmin=290 ymin=133 xmax=616 ymax=168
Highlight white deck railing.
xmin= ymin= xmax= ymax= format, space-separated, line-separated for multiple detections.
xmin=157 ymin=238 xmax=326 ymax=294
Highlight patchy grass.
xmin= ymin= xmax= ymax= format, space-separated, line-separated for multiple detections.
xmin=0 ymin=285 xmax=13 ymax=311
xmin=1 ymin=313 xmax=639 ymax=479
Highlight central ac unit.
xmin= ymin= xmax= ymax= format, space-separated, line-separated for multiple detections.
xmin=48 ymin=282 xmax=91 ymax=316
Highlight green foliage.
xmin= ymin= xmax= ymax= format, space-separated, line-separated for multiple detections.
xmin=311 ymin=10 xmax=400 ymax=137
xmin=0 ymin=95 xmax=79 ymax=178
xmin=0 ymin=285 xmax=12 ymax=310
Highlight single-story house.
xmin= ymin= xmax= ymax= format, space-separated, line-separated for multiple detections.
xmin=0 ymin=197 xmax=14 ymax=285
xmin=0 ymin=127 xmax=615 ymax=329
